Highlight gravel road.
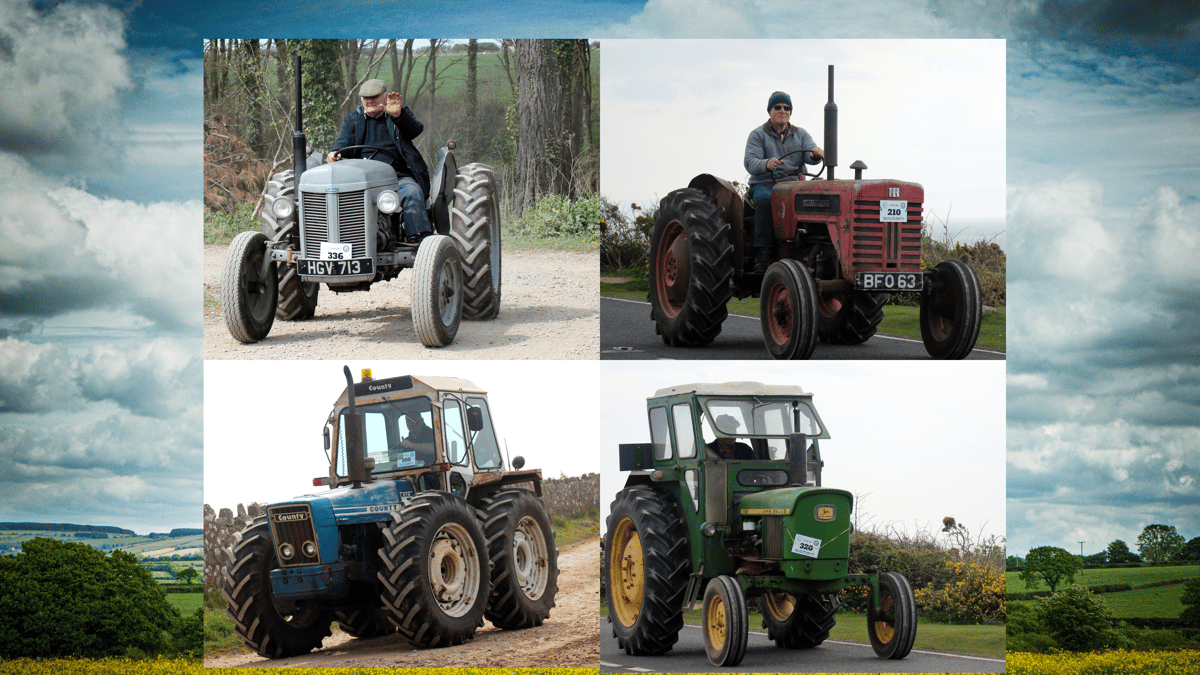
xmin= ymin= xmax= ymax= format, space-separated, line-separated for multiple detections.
xmin=204 ymin=244 xmax=599 ymax=359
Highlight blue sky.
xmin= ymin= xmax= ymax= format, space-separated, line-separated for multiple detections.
xmin=0 ymin=1 xmax=202 ymax=533
xmin=3 ymin=1 xmax=1197 ymax=553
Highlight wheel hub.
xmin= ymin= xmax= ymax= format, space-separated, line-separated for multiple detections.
xmin=706 ymin=594 xmax=727 ymax=648
xmin=428 ymin=523 xmax=479 ymax=617
xmin=609 ymin=518 xmax=644 ymax=627
xmin=512 ymin=516 xmax=549 ymax=599
xmin=767 ymin=285 xmax=793 ymax=343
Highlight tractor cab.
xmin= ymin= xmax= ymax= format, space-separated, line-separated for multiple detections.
xmin=318 ymin=370 xmax=507 ymax=498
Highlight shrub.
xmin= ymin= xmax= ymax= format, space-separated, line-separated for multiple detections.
xmin=600 ymin=200 xmax=653 ymax=271
xmin=914 ymin=560 xmax=1005 ymax=624
xmin=510 ymin=193 xmax=603 ymax=241
xmin=1036 ymin=586 xmax=1122 ymax=652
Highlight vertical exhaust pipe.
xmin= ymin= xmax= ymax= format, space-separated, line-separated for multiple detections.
xmin=342 ymin=366 xmax=367 ymax=488
xmin=823 ymin=65 xmax=837 ymax=181
xmin=292 ymin=55 xmax=307 ymax=183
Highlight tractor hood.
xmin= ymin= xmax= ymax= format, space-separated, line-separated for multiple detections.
xmin=279 ymin=478 xmax=416 ymax=527
xmin=299 ymin=158 xmax=397 ymax=192
xmin=739 ymin=486 xmax=853 ymax=573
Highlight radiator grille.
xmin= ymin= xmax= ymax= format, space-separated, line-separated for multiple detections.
xmin=300 ymin=190 xmax=368 ymax=259
xmin=761 ymin=516 xmax=783 ymax=559
xmin=266 ymin=504 xmax=321 ymax=567
xmin=851 ymin=199 xmax=923 ymax=270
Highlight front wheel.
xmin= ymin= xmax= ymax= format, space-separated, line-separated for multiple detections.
xmin=377 ymin=492 xmax=490 ymax=648
xmin=701 ymin=576 xmax=748 ymax=667
xmin=760 ymin=259 xmax=819 ymax=359
xmin=261 ymin=170 xmax=319 ymax=321
xmin=222 ymin=231 xmax=277 ymax=343
xmin=412 ymin=234 xmax=463 ymax=347
xmin=817 ymin=292 xmax=888 ymax=345
xmin=222 ymin=518 xmax=333 ymax=657
xmin=867 ymin=571 xmax=917 ymax=659
xmin=481 ymin=489 xmax=559 ymax=629
xmin=920 ymin=259 xmax=982 ymax=359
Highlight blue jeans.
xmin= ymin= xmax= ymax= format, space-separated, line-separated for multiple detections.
xmin=750 ymin=183 xmax=774 ymax=248
xmin=397 ymin=176 xmax=431 ymax=236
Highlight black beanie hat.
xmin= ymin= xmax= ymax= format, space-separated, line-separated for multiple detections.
xmin=768 ymin=91 xmax=792 ymax=112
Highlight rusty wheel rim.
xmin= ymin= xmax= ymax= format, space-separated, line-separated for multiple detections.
xmin=654 ymin=220 xmax=688 ymax=317
xmin=766 ymin=282 xmax=793 ymax=345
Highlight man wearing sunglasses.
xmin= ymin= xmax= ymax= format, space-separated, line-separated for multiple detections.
xmin=744 ymin=91 xmax=824 ymax=273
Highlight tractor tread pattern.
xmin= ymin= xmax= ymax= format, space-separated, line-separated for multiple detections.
xmin=760 ymin=592 xmax=840 ymax=649
xmin=450 ymin=163 xmax=501 ymax=320
xmin=377 ymin=492 xmax=489 ymax=648
xmin=818 ymin=292 xmax=888 ymax=345
xmin=261 ymin=170 xmax=318 ymax=321
xmin=604 ymin=485 xmax=690 ymax=655
xmin=648 ymin=188 xmax=734 ymax=347
xmin=480 ymin=489 xmax=559 ymax=629
xmin=221 ymin=518 xmax=332 ymax=658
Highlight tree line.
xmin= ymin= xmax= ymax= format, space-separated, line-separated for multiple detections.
xmin=1009 ymin=523 xmax=1200 ymax=591
xmin=204 ymin=39 xmax=598 ymax=218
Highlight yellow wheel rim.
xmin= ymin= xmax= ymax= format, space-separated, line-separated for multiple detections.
xmin=705 ymin=593 xmax=727 ymax=650
xmin=609 ymin=517 xmax=644 ymax=628
xmin=762 ymin=592 xmax=796 ymax=622
xmin=874 ymin=588 xmax=895 ymax=644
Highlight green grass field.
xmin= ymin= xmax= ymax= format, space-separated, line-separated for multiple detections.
xmin=601 ymin=276 xmax=1006 ymax=351
xmin=166 ymin=592 xmax=204 ymax=616
xmin=1005 ymin=565 xmax=1199 ymax=593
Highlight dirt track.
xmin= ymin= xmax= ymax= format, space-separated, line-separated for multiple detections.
xmin=203 ymin=244 xmax=599 ymax=360
xmin=205 ymin=534 xmax=600 ymax=669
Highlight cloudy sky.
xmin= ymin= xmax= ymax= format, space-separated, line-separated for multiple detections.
xmin=601 ymin=39 xmax=1007 ymax=246
xmin=0 ymin=1 xmax=202 ymax=534
xmin=204 ymin=361 xmax=600 ymax=511
xmin=600 ymin=361 xmax=1007 ymax=546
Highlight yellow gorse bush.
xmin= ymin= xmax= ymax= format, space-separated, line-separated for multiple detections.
xmin=1007 ymin=649 xmax=1200 ymax=675
xmin=914 ymin=560 xmax=1005 ymax=624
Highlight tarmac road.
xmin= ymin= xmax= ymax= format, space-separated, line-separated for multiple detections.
xmin=600 ymin=296 xmax=1006 ymax=360
xmin=600 ymin=619 xmax=1006 ymax=673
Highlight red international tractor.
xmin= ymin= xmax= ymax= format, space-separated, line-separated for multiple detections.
xmin=648 ymin=66 xmax=982 ymax=359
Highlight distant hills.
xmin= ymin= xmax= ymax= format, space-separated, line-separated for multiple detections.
xmin=0 ymin=522 xmax=136 ymax=536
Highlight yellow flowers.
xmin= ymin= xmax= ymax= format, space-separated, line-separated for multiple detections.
xmin=915 ymin=560 xmax=1006 ymax=624
xmin=1007 ymin=649 xmax=1200 ymax=675
xmin=0 ymin=661 xmax=593 ymax=675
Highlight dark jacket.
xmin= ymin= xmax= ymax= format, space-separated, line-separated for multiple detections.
xmin=332 ymin=104 xmax=431 ymax=197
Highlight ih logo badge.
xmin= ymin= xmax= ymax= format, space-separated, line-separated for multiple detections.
xmin=815 ymin=505 xmax=836 ymax=521
xmin=889 ymin=187 xmax=899 ymax=198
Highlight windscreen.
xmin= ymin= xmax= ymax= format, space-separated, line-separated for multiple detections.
xmin=337 ymin=397 xmax=435 ymax=476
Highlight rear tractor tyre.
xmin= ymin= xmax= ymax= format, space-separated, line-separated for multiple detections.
xmin=222 ymin=518 xmax=333 ymax=658
xmin=647 ymin=188 xmax=734 ymax=347
xmin=451 ymin=163 xmax=502 ymax=320
xmin=412 ymin=235 xmax=463 ymax=348
xmin=261 ymin=170 xmax=319 ymax=320
xmin=222 ymin=231 xmax=278 ymax=343
xmin=701 ymin=575 xmax=748 ymax=667
xmin=760 ymin=259 xmax=819 ymax=360
xmin=604 ymin=485 xmax=690 ymax=656
xmin=377 ymin=492 xmax=489 ymax=648
xmin=481 ymin=489 xmax=559 ymax=629
xmin=867 ymin=571 xmax=917 ymax=659
xmin=919 ymin=259 xmax=982 ymax=359
xmin=334 ymin=607 xmax=396 ymax=639
xmin=817 ymin=292 xmax=888 ymax=345
xmin=759 ymin=591 xmax=839 ymax=649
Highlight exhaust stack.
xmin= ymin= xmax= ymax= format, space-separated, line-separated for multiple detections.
xmin=292 ymin=55 xmax=307 ymax=183
xmin=823 ymin=65 xmax=837 ymax=180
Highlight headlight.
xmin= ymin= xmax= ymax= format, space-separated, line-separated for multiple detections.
xmin=271 ymin=196 xmax=295 ymax=220
xmin=303 ymin=541 xmax=317 ymax=557
xmin=278 ymin=543 xmax=295 ymax=560
xmin=377 ymin=190 xmax=400 ymax=214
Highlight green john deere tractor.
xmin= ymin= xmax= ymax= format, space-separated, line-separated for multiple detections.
xmin=603 ymin=381 xmax=916 ymax=667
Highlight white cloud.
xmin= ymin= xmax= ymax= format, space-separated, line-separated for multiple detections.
xmin=0 ymin=1 xmax=131 ymax=161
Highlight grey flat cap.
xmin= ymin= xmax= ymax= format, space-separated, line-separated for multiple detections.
xmin=360 ymin=79 xmax=388 ymax=97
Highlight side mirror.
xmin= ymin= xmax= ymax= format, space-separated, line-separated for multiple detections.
xmin=467 ymin=406 xmax=484 ymax=432
xmin=323 ymin=426 xmax=330 ymax=451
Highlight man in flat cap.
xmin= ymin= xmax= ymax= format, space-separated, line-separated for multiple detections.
xmin=328 ymin=79 xmax=433 ymax=245
xmin=744 ymin=91 xmax=824 ymax=273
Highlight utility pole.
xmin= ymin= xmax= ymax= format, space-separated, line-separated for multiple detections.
xmin=1079 ymin=541 xmax=1086 ymax=580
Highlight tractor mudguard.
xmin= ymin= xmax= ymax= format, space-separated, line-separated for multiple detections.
xmin=687 ymin=173 xmax=747 ymax=267
xmin=428 ymin=146 xmax=458 ymax=236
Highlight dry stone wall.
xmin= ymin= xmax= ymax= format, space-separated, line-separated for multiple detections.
xmin=539 ymin=473 xmax=599 ymax=519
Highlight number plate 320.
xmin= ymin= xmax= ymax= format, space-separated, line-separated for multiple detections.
xmin=855 ymin=271 xmax=923 ymax=291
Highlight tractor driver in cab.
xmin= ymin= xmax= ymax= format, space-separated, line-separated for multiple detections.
xmin=328 ymin=79 xmax=433 ymax=246
xmin=399 ymin=412 xmax=436 ymax=464
xmin=744 ymin=91 xmax=824 ymax=273
xmin=705 ymin=414 xmax=754 ymax=460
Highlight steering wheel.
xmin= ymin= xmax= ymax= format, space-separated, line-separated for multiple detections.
xmin=771 ymin=148 xmax=826 ymax=181
xmin=330 ymin=144 xmax=397 ymax=164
